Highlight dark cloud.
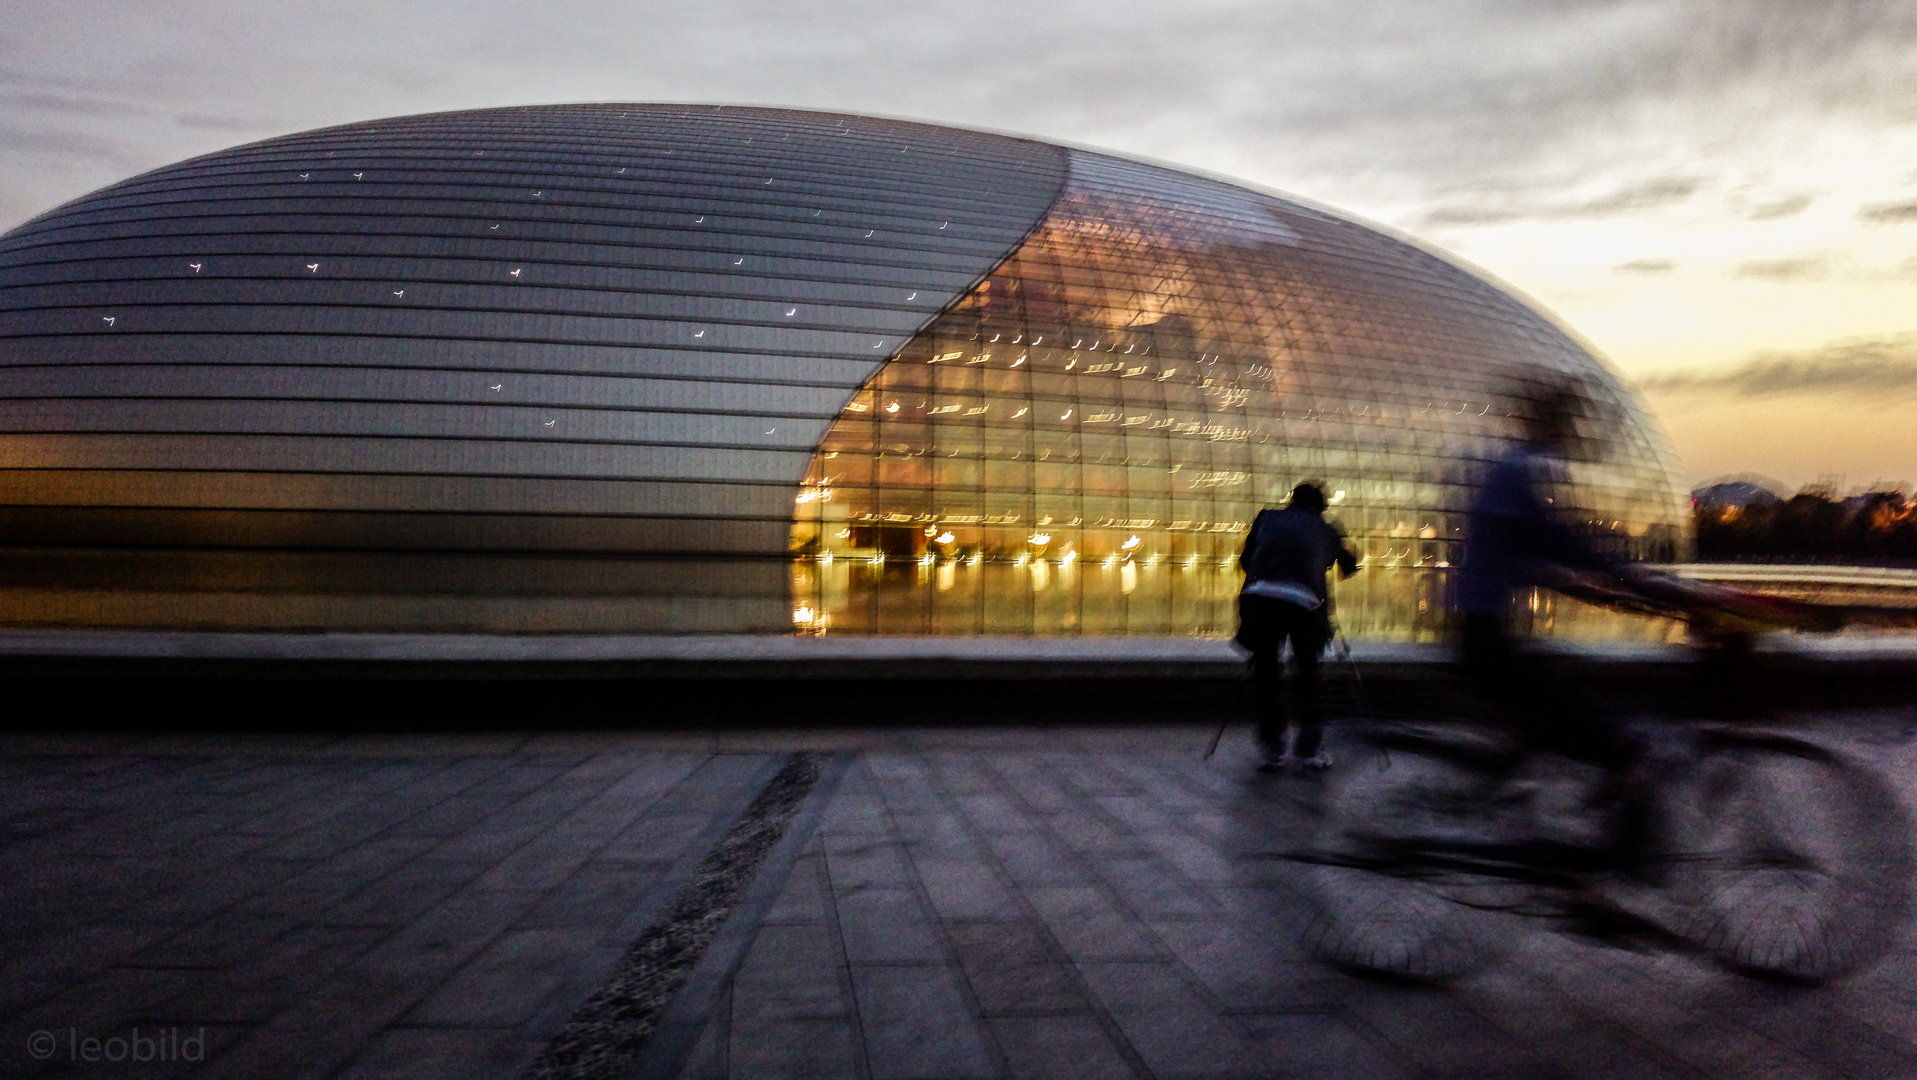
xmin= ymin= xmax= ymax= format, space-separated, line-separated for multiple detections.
xmin=1733 ymin=255 xmax=1832 ymax=281
xmin=1579 ymin=178 xmax=1703 ymax=215
xmin=1422 ymin=177 xmax=1703 ymax=226
xmin=176 ymin=113 xmax=277 ymax=133
xmin=1640 ymin=334 xmax=1917 ymax=398
xmin=1614 ymin=258 xmax=1678 ymax=275
xmin=0 ymin=126 xmax=136 ymax=161
xmin=0 ymin=89 xmax=139 ymax=119
xmin=1858 ymin=199 xmax=1917 ymax=223
xmin=1746 ymin=192 xmax=1814 ymax=220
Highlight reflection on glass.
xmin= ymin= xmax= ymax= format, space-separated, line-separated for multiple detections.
xmin=791 ymin=154 xmax=1688 ymax=639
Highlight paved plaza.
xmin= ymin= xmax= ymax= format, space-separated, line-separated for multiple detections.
xmin=5 ymin=711 xmax=1917 ymax=1080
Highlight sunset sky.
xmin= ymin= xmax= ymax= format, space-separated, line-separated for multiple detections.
xmin=3 ymin=0 xmax=1911 ymax=492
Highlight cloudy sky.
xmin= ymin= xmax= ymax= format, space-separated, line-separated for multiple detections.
xmin=4 ymin=0 xmax=1914 ymax=491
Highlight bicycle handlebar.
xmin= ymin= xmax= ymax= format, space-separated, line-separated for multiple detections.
xmin=1539 ymin=566 xmax=1915 ymax=633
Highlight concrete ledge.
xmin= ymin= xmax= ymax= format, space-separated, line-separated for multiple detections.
xmin=0 ymin=628 xmax=1913 ymax=681
xmin=0 ymin=629 xmax=1295 ymax=681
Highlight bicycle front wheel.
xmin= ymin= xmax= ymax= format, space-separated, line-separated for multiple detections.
xmin=1658 ymin=731 xmax=1913 ymax=983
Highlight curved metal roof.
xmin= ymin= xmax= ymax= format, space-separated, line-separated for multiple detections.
xmin=0 ymin=105 xmax=1067 ymax=559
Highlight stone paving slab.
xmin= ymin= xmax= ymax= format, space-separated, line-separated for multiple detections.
xmin=2 ymin=737 xmax=779 ymax=1080
xmin=4 ymin=716 xmax=1917 ymax=1079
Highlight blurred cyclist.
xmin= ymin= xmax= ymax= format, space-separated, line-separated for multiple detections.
xmin=1454 ymin=387 xmax=1644 ymax=818
xmin=1238 ymin=482 xmax=1361 ymax=772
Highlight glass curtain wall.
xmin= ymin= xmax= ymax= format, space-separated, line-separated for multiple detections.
xmin=791 ymin=153 xmax=1687 ymax=639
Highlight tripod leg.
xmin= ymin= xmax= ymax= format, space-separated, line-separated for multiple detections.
xmin=1204 ymin=715 xmax=1229 ymax=759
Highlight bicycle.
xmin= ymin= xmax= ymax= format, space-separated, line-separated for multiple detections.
xmin=1292 ymin=709 xmax=1914 ymax=984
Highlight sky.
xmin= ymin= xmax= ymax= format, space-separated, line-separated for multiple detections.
xmin=2 ymin=0 xmax=1913 ymax=493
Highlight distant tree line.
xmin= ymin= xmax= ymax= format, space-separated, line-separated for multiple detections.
xmin=1695 ymin=489 xmax=1917 ymax=564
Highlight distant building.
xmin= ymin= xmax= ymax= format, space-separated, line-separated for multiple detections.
xmin=0 ymin=105 xmax=1686 ymax=637
xmin=1692 ymin=479 xmax=1783 ymax=514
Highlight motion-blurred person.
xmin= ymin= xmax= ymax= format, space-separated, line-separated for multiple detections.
xmin=1455 ymin=388 xmax=1642 ymax=803
xmin=1238 ymin=483 xmax=1360 ymax=772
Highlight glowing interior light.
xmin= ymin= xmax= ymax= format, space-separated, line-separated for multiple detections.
xmin=935 ymin=531 xmax=956 ymax=545
xmin=1029 ymin=533 xmax=1051 ymax=545
xmin=1121 ymin=535 xmax=1141 ymax=550
xmin=1330 ymin=490 xmax=1346 ymax=504
xmin=792 ymin=605 xmax=813 ymax=625
xmin=885 ymin=401 xmax=900 ymax=413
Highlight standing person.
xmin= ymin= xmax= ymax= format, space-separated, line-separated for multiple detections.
xmin=1237 ymin=483 xmax=1360 ymax=772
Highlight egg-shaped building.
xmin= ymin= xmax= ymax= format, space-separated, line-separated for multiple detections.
xmin=0 ymin=104 xmax=1685 ymax=637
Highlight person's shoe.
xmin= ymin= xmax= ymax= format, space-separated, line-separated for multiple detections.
xmin=1297 ymin=753 xmax=1333 ymax=773
xmin=1257 ymin=751 xmax=1294 ymax=773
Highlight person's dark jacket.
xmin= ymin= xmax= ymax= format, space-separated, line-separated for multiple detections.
xmin=1239 ymin=507 xmax=1359 ymax=605
xmin=1456 ymin=450 xmax=1614 ymax=616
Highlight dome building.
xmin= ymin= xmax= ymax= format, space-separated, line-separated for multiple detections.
xmin=0 ymin=105 xmax=1686 ymax=637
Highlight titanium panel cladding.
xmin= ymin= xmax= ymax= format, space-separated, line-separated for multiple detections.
xmin=0 ymin=105 xmax=1066 ymax=632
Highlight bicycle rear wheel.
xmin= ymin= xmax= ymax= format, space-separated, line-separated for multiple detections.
xmin=1298 ymin=733 xmax=1528 ymax=982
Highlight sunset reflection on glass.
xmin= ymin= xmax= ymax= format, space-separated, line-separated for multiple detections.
xmin=792 ymin=156 xmax=1688 ymax=637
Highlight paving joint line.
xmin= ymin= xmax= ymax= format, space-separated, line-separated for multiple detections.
xmin=934 ymin=749 xmax=1158 ymax=1080
xmin=867 ymin=752 xmax=1015 ymax=1078
xmin=1010 ymin=746 xmax=1299 ymax=1047
xmin=810 ymin=795 xmax=875 ymax=1080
